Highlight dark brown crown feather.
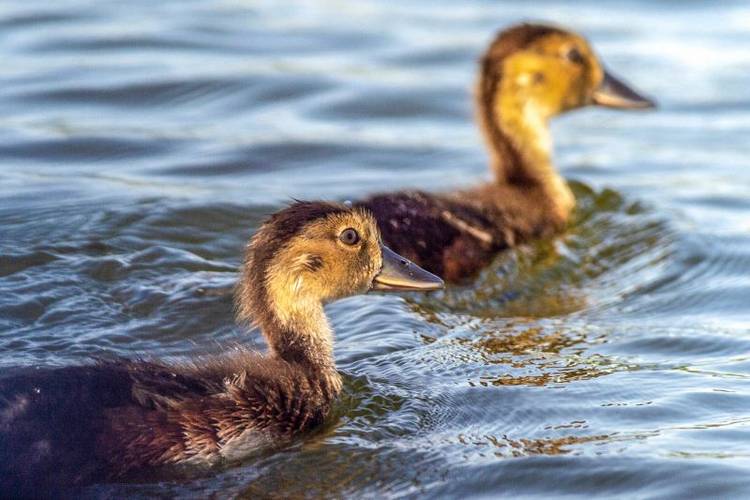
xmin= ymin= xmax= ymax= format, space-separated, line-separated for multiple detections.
xmin=482 ymin=23 xmax=565 ymax=67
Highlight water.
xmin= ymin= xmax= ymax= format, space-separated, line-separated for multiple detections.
xmin=1 ymin=0 xmax=750 ymax=497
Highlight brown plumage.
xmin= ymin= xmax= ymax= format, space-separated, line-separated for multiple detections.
xmin=359 ymin=23 xmax=656 ymax=283
xmin=0 ymin=201 xmax=442 ymax=497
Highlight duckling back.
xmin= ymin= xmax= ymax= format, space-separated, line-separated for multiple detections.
xmin=0 ymin=355 xmax=341 ymax=495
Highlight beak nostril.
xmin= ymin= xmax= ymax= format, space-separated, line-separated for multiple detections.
xmin=400 ymin=259 xmax=408 ymax=266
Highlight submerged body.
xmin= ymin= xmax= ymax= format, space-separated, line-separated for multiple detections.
xmin=360 ymin=24 xmax=655 ymax=283
xmin=0 ymin=201 xmax=442 ymax=496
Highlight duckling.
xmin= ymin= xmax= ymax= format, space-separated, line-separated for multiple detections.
xmin=0 ymin=201 xmax=443 ymax=496
xmin=359 ymin=23 xmax=655 ymax=283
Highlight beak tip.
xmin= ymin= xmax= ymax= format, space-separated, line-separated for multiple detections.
xmin=424 ymin=277 xmax=445 ymax=292
xmin=632 ymin=95 xmax=658 ymax=110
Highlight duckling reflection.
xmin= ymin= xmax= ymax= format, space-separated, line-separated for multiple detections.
xmin=421 ymin=319 xmax=634 ymax=388
xmin=360 ymin=24 xmax=655 ymax=283
xmin=454 ymin=431 xmax=615 ymax=458
xmin=0 ymin=201 xmax=443 ymax=495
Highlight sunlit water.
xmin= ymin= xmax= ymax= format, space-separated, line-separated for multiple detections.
xmin=1 ymin=0 xmax=750 ymax=498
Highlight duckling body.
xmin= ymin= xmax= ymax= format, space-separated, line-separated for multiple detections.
xmin=359 ymin=24 xmax=655 ymax=283
xmin=364 ymin=182 xmax=564 ymax=282
xmin=0 ymin=201 xmax=443 ymax=496
xmin=1 ymin=354 xmax=336 ymax=491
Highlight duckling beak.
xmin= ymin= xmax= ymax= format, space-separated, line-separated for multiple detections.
xmin=372 ymin=245 xmax=444 ymax=292
xmin=592 ymin=71 xmax=656 ymax=109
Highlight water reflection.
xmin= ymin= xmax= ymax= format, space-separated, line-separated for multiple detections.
xmin=455 ymin=431 xmax=614 ymax=457
xmin=457 ymin=321 xmax=633 ymax=387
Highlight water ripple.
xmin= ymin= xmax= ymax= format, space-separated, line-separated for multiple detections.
xmin=2 ymin=0 xmax=750 ymax=498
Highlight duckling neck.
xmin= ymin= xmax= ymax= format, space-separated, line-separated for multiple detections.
xmin=477 ymin=77 xmax=575 ymax=219
xmin=262 ymin=285 xmax=336 ymax=373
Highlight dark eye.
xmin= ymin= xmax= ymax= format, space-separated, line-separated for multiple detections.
xmin=339 ymin=228 xmax=360 ymax=246
xmin=565 ymin=47 xmax=584 ymax=64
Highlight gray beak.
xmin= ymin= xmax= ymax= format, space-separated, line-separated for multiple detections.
xmin=372 ymin=245 xmax=444 ymax=292
xmin=592 ymin=70 xmax=656 ymax=109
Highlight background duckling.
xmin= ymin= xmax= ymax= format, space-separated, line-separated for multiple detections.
xmin=359 ymin=23 xmax=655 ymax=283
xmin=0 ymin=201 xmax=442 ymax=496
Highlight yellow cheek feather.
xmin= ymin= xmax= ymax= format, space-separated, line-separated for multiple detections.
xmin=265 ymin=251 xmax=333 ymax=353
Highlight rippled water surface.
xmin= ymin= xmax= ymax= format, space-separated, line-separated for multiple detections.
xmin=2 ymin=0 xmax=750 ymax=498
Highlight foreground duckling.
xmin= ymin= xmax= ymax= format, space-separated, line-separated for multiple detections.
xmin=0 ymin=201 xmax=442 ymax=496
xmin=359 ymin=23 xmax=655 ymax=283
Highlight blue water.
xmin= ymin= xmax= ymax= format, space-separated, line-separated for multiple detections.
xmin=1 ymin=0 xmax=750 ymax=498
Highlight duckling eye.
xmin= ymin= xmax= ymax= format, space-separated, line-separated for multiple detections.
xmin=565 ymin=47 xmax=585 ymax=64
xmin=339 ymin=228 xmax=360 ymax=246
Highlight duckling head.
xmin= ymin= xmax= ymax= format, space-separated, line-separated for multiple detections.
xmin=481 ymin=23 xmax=655 ymax=120
xmin=236 ymin=201 xmax=442 ymax=364
xmin=477 ymin=23 xmax=655 ymax=196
